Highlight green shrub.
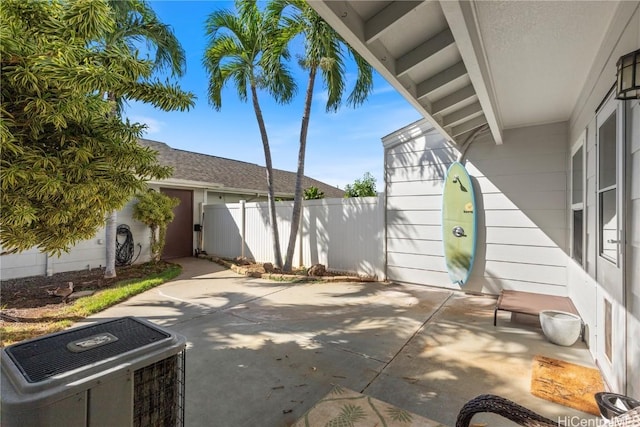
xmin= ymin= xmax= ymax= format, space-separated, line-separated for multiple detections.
xmin=303 ymin=186 xmax=325 ymax=200
xmin=133 ymin=190 xmax=179 ymax=261
xmin=344 ymin=172 xmax=376 ymax=197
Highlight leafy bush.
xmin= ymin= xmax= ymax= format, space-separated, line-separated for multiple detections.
xmin=303 ymin=186 xmax=325 ymax=200
xmin=344 ymin=172 xmax=376 ymax=197
xmin=132 ymin=190 xmax=179 ymax=261
xmin=0 ymin=0 xmax=192 ymax=254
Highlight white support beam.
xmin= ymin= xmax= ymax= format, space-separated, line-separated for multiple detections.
xmin=442 ymin=101 xmax=483 ymax=127
xmin=450 ymin=114 xmax=487 ymax=137
xmin=396 ymin=28 xmax=456 ymax=77
xmin=365 ymin=1 xmax=423 ymax=43
xmin=309 ymin=1 xmax=459 ymax=145
xmin=440 ymin=0 xmax=503 ymax=144
xmin=316 ymin=1 xmax=366 ymax=43
xmin=416 ymin=61 xmax=467 ymax=99
xmin=432 ymin=85 xmax=476 ymax=115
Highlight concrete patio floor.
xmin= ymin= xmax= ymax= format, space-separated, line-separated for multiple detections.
xmin=84 ymin=257 xmax=599 ymax=426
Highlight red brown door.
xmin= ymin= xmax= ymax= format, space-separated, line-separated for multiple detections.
xmin=160 ymin=188 xmax=193 ymax=259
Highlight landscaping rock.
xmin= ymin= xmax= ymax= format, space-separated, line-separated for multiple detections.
xmin=234 ymin=256 xmax=252 ymax=265
xmin=68 ymin=290 xmax=96 ymax=300
xmin=307 ymin=264 xmax=326 ymax=277
xmin=263 ymin=262 xmax=275 ymax=273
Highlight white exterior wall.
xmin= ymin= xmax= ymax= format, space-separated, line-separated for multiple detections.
xmin=628 ymin=96 xmax=640 ymax=399
xmin=0 ymin=247 xmax=47 ymax=280
xmin=0 ymin=200 xmax=152 ymax=280
xmin=385 ymin=122 xmax=457 ymax=288
xmin=566 ymin=4 xmax=639 ymax=397
xmin=384 ymin=120 xmax=570 ymax=296
xmin=203 ymin=198 xmax=384 ymax=278
xmin=0 ymin=182 xmax=276 ymax=281
xmin=206 ymin=191 xmax=267 ymax=204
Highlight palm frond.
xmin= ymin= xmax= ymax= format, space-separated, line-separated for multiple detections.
xmin=319 ymin=35 xmax=346 ymax=112
xmin=203 ymin=0 xmax=295 ymax=108
xmin=269 ymin=0 xmax=373 ymax=112
xmin=345 ymin=48 xmax=373 ymax=108
xmin=121 ymin=80 xmax=195 ymax=112
xmin=106 ymin=0 xmax=186 ymax=77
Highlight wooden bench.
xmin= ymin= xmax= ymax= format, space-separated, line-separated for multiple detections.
xmin=494 ymin=290 xmax=579 ymax=326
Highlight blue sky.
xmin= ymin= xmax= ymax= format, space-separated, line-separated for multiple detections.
xmin=125 ymin=1 xmax=421 ymax=189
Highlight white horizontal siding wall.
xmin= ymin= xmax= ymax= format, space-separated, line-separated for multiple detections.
xmin=0 ymin=247 xmax=47 ymax=280
xmin=0 ymin=237 xmax=109 ymax=281
xmin=565 ymin=4 xmax=639 ymax=398
xmin=203 ymin=198 xmax=384 ymax=278
xmin=54 ymin=201 xmax=152 ymax=273
xmin=384 ymin=120 xmax=570 ymax=295
xmin=0 ymin=199 xmax=152 ymax=280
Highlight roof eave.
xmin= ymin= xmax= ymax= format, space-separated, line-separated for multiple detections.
xmin=439 ymin=1 xmax=503 ymax=144
xmin=309 ymin=0 xmax=503 ymax=145
xmin=148 ymin=178 xmax=295 ymax=198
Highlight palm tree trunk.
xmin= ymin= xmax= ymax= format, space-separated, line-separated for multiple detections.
xmin=283 ymin=67 xmax=317 ymax=272
xmin=250 ymin=84 xmax=283 ymax=268
xmin=104 ymin=92 xmax=118 ymax=278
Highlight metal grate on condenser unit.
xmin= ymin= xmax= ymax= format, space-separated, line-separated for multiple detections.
xmin=4 ymin=317 xmax=170 ymax=383
xmin=133 ymin=350 xmax=186 ymax=427
xmin=1 ymin=317 xmax=187 ymax=427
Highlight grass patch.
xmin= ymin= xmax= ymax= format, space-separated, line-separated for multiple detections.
xmin=1 ymin=321 xmax=75 ymax=345
xmin=61 ymin=266 xmax=181 ymax=317
xmin=1 ymin=264 xmax=181 ymax=346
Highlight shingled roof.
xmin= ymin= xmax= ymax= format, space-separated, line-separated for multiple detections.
xmin=140 ymin=139 xmax=344 ymax=198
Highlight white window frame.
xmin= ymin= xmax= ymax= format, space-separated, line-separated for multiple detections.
xmin=570 ymin=132 xmax=586 ymax=267
xmin=596 ymin=99 xmax=623 ymax=266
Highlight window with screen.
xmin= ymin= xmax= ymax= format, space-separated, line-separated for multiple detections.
xmin=571 ymin=144 xmax=584 ymax=265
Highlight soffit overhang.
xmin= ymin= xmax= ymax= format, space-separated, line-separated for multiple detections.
xmin=309 ymin=1 xmax=625 ymax=146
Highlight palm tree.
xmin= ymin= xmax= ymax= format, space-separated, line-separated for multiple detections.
xmin=269 ymin=0 xmax=373 ymax=272
xmin=203 ymin=0 xmax=295 ymax=269
xmin=103 ymin=0 xmax=189 ymax=278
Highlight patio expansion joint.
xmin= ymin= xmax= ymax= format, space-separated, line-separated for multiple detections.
xmin=359 ymin=291 xmax=455 ymax=395
xmin=330 ymin=346 xmax=388 ymax=365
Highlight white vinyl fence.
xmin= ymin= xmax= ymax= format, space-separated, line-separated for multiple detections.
xmin=202 ymin=197 xmax=384 ymax=279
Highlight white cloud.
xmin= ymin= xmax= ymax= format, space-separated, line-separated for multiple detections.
xmin=129 ymin=116 xmax=165 ymax=135
xmin=371 ymin=85 xmax=396 ymax=96
xmin=313 ymin=89 xmax=329 ymax=106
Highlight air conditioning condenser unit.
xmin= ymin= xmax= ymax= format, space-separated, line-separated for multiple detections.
xmin=1 ymin=317 xmax=187 ymax=426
